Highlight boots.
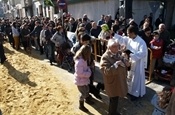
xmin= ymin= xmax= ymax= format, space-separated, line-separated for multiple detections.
xmin=85 ymin=96 xmax=94 ymax=105
xmin=96 ymin=83 xmax=105 ymax=91
xmin=0 ymin=109 xmax=2 ymax=115
xmin=79 ymin=101 xmax=89 ymax=112
xmin=89 ymin=84 xmax=102 ymax=99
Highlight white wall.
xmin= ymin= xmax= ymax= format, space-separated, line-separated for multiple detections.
xmin=33 ymin=1 xmax=54 ymax=19
xmin=68 ymin=0 xmax=119 ymax=22
xmin=32 ymin=1 xmax=40 ymax=16
xmin=132 ymin=0 xmax=162 ymax=27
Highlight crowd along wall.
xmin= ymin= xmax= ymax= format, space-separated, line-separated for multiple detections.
xmin=67 ymin=0 xmax=119 ymax=22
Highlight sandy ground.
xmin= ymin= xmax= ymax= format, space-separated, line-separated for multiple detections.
xmin=0 ymin=43 xmax=100 ymax=115
xmin=0 ymin=43 xmax=158 ymax=115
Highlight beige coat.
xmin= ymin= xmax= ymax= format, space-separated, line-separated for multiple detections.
xmin=166 ymin=88 xmax=175 ymax=115
xmin=100 ymin=50 xmax=128 ymax=97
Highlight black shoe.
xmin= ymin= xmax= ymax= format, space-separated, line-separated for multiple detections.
xmin=45 ymin=54 xmax=49 ymax=59
xmin=88 ymin=94 xmax=93 ymax=99
xmin=79 ymin=106 xmax=89 ymax=113
xmin=1 ymin=57 xmax=7 ymax=64
xmin=129 ymin=95 xmax=139 ymax=101
xmin=89 ymin=84 xmax=102 ymax=100
xmin=96 ymin=83 xmax=104 ymax=91
xmin=79 ymin=101 xmax=89 ymax=113
xmin=116 ymin=111 xmax=121 ymax=115
xmin=0 ymin=109 xmax=2 ymax=115
xmin=94 ymin=94 xmax=102 ymax=100
xmin=85 ymin=96 xmax=94 ymax=105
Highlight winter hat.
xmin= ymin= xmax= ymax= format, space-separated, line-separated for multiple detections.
xmin=101 ymin=24 xmax=109 ymax=32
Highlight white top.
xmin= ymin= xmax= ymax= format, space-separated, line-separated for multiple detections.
xmin=51 ymin=32 xmax=66 ymax=47
xmin=40 ymin=29 xmax=46 ymax=44
xmin=12 ymin=26 xmax=19 ymax=37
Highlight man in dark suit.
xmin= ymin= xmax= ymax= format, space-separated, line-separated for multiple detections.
xmin=155 ymin=15 xmax=163 ymax=29
xmin=29 ymin=21 xmax=43 ymax=54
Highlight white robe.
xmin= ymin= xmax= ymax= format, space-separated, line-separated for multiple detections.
xmin=114 ymin=34 xmax=148 ymax=97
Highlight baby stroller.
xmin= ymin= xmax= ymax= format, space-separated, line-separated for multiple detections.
xmin=60 ymin=49 xmax=74 ymax=71
xmin=57 ymin=42 xmax=74 ymax=71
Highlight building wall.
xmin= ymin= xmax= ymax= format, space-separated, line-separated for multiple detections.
xmin=0 ymin=2 xmax=4 ymax=17
xmin=132 ymin=0 xmax=161 ymax=27
xmin=32 ymin=1 xmax=41 ymax=16
xmin=32 ymin=0 xmax=54 ymax=19
xmin=68 ymin=0 xmax=119 ymax=22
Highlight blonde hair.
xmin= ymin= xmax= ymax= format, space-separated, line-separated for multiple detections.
xmin=74 ymin=45 xmax=91 ymax=61
xmin=143 ymin=22 xmax=149 ymax=30
xmin=55 ymin=25 xmax=63 ymax=32
xmin=157 ymin=86 xmax=173 ymax=109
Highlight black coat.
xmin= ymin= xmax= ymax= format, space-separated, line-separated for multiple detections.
xmin=45 ymin=29 xmax=55 ymax=42
xmin=30 ymin=25 xmax=42 ymax=38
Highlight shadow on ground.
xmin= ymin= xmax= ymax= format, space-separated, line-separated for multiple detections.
xmin=3 ymin=61 xmax=37 ymax=87
xmin=4 ymin=47 xmax=15 ymax=54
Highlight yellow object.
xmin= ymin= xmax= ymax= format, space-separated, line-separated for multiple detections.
xmin=101 ymin=24 xmax=109 ymax=32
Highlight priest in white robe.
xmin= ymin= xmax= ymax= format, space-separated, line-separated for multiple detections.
xmin=114 ymin=26 xmax=148 ymax=101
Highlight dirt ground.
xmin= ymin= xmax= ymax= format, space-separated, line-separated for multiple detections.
xmin=0 ymin=43 xmax=110 ymax=115
xmin=0 ymin=43 xmax=155 ymax=115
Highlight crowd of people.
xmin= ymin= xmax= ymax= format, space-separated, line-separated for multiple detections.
xmin=0 ymin=12 xmax=175 ymax=115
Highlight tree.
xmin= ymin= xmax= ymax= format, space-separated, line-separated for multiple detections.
xmin=44 ymin=0 xmax=54 ymax=7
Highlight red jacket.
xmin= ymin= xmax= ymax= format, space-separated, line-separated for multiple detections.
xmin=150 ymin=39 xmax=164 ymax=58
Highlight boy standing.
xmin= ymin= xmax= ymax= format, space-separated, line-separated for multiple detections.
xmin=149 ymin=31 xmax=164 ymax=76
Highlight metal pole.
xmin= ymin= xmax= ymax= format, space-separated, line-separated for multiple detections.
xmin=59 ymin=8 xmax=64 ymax=26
